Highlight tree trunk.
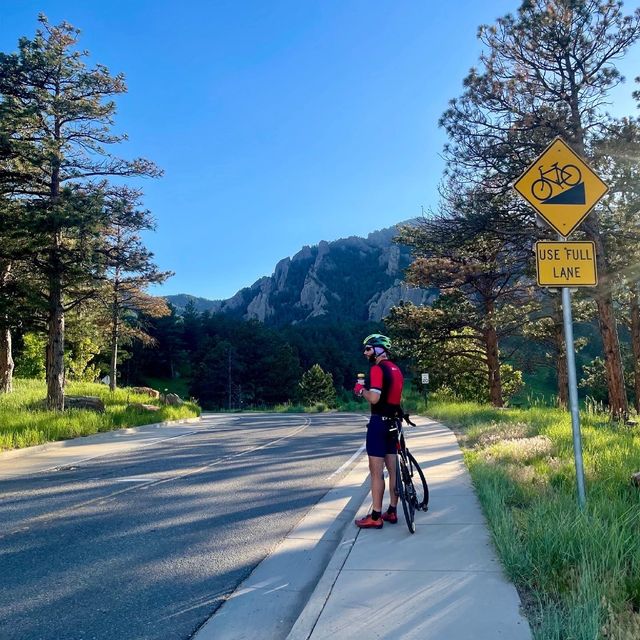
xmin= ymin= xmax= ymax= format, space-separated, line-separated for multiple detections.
xmin=110 ymin=309 xmax=119 ymax=392
xmin=483 ymin=324 xmax=503 ymax=407
xmin=595 ymin=288 xmax=627 ymax=419
xmin=0 ymin=327 xmax=14 ymax=394
xmin=0 ymin=261 xmax=14 ymax=393
xmin=46 ymin=277 xmax=65 ymax=411
xmin=630 ymin=286 xmax=640 ymax=414
xmin=571 ymin=130 xmax=627 ymax=419
xmin=45 ymin=110 xmax=65 ymax=411
xmin=584 ymin=223 xmax=628 ymax=419
xmin=554 ymin=297 xmax=568 ymax=408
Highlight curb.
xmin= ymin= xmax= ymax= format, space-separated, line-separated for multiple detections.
xmin=285 ymin=499 xmax=367 ymax=640
xmin=192 ymin=437 xmax=372 ymax=640
xmin=285 ymin=416 xmax=435 ymax=640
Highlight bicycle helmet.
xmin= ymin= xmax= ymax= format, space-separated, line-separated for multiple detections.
xmin=363 ymin=333 xmax=392 ymax=351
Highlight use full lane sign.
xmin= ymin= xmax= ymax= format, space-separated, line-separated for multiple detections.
xmin=535 ymin=241 xmax=597 ymax=287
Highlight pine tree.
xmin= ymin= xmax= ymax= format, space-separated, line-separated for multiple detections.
xmin=439 ymin=0 xmax=640 ymax=418
xmin=396 ymin=206 xmax=536 ymax=407
xmin=97 ymin=187 xmax=172 ymax=390
xmin=298 ymin=364 xmax=336 ymax=407
xmin=0 ymin=17 xmax=161 ymax=408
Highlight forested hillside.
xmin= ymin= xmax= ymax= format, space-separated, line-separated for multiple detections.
xmin=125 ymin=303 xmax=385 ymax=409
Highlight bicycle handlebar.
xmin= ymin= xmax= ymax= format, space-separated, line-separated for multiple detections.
xmin=402 ymin=413 xmax=416 ymax=427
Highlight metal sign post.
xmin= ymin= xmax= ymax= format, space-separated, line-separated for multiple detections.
xmin=561 ymin=283 xmax=587 ymax=508
xmin=513 ymin=136 xmax=609 ymax=509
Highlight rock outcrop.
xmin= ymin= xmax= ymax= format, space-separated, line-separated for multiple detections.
xmin=65 ymin=396 xmax=106 ymax=413
xmin=132 ymin=386 xmax=160 ymax=398
xmin=167 ymin=221 xmax=435 ymax=325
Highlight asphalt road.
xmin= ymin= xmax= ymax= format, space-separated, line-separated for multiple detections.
xmin=0 ymin=412 xmax=367 ymax=640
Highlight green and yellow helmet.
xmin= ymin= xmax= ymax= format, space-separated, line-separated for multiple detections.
xmin=363 ymin=333 xmax=392 ymax=351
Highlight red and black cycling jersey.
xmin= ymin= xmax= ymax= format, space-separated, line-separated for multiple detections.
xmin=368 ymin=359 xmax=404 ymax=418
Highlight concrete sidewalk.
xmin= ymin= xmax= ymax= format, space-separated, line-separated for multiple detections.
xmin=286 ymin=418 xmax=532 ymax=640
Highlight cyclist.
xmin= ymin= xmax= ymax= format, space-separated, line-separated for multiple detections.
xmin=353 ymin=333 xmax=404 ymax=528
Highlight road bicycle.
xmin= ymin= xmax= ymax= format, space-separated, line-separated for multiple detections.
xmin=390 ymin=415 xmax=429 ymax=534
xmin=531 ymin=162 xmax=582 ymax=201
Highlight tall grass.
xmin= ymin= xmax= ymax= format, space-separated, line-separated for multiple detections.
xmin=0 ymin=378 xmax=200 ymax=451
xmin=427 ymin=401 xmax=640 ymax=639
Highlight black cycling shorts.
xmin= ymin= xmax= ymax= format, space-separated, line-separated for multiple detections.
xmin=366 ymin=415 xmax=398 ymax=458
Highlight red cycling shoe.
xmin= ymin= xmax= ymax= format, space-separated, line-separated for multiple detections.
xmin=381 ymin=510 xmax=398 ymax=524
xmin=355 ymin=513 xmax=383 ymax=529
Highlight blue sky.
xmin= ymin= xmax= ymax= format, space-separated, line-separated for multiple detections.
xmin=2 ymin=1 xmax=639 ymax=300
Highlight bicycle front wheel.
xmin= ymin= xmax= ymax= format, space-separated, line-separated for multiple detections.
xmin=397 ymin=455 xmax=416 ymax=534
xmin=562 ymin=164 xmax=581 ymax=186
xmin=407 ymin=451 xmax=429 ymax=511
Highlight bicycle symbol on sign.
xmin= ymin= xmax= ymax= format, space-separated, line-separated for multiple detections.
xmin=531 ymin=162 xmax=582 ymax=201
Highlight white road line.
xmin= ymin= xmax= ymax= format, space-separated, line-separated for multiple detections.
xmin=6 ymin=419 xmax=313 ymax=531
xmin=328 ymin=442 xmax=366 ymax=479
xmin=223 ymin=420 xmax=310 ymax=461
xmin=41 ymin=428 xmax=206 ymax=474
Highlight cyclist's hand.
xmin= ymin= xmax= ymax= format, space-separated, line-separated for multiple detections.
xmin=353 ymin=383 xmax=365 ymax=397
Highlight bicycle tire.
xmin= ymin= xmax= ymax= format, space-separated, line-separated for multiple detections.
xmin=397 ymin=455 xmax=416 ymax=534
xmin=407 ymin=451 xmax=429 ymax=511
xmin=531 ymin=178 xmax=552 ymax=201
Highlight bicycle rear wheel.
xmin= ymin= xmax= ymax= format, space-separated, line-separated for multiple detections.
xmin=407 ymin=451 xmax=429 ymax=511
xmin=396 ymin=455 xmax=416 ymax=534
xmin=532 ymin=178 xmax=552 ymax=201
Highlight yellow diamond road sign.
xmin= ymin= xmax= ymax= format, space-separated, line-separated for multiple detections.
xmin=535 ymin=241 xmax=597 ymax=287
xmin=514 ymin=137 xmax=608 ymax=237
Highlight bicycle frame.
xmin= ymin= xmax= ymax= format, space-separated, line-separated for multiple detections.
xmin=393 ymin=418 xmax=409 ymax=460
xmin=539 ymin=162 xmax=566 ymax=185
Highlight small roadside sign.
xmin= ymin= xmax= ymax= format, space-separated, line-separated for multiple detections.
xmin=536 ymin=241 xmax=597 ymax=287
xmin=513 ymin=137 xmax=608 ymax=237
xmin=421 ymin=373 xmax=429 ymax=385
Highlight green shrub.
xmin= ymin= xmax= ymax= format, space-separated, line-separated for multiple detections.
xmin=14 ymin=333 xmax=46 ymax=379
xmin=298 ymin=364 xmax=336 ymax=407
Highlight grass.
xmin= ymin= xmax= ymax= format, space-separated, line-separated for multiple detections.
xmin=426 ymin=400 xmax=640 ymax=640
xmin=0 ymin=378 xmax=200 ymax=451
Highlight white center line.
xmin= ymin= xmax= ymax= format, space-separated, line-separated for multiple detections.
xmin=328 ymin=442 xmax=366 ymax=479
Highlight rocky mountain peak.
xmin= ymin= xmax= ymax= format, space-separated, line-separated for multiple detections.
xmin=167 ymin=222 xmax=435 ymax=324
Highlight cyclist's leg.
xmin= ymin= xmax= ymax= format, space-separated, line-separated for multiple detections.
xmin=365 ymin=416 xmax=390 ymax=513
xmin=384 ymin=453 xmax=398 ymax=507
xmin=368 ymin=455 xmax=385 ymax=512
xmin=383 ymin=419 xmax=399 ymax=508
